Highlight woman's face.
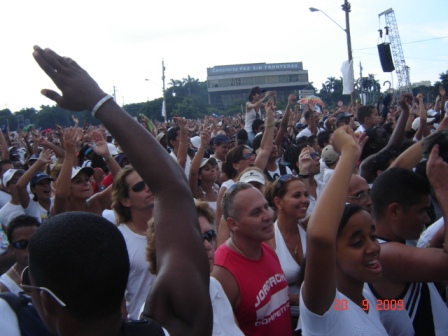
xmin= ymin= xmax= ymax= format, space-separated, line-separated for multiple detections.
xmin=336 ymin=210 xmax=381 ymax=285
xmin=32 ymin=180 xmax=52 ymax=201
xmin=275 ymin=180 xmax=309 ymax=220
xmin=70 ymin=172 xmax=93 ymax=199
xmin=199 ymin=163 xmax=218 ymax=183
xmin=234 ymin=149 xmax=253 ymax=174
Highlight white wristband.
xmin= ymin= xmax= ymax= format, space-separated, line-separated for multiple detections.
xmin=91 ymin=95 xmax=114 ymax=118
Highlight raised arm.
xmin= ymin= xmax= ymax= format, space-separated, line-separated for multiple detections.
xmin=189 ymin=130 xmax=210 ymax=199
xmin=246 ymin=91 xmax=272 ymax=111
xmin=302 ymin=126 xmax=363 ymax=315
xmin=52 ymin=127 xmax=82 ymax=215
xmin=253 ymin=99 xmax=275 ymax=170
xmin=32 ymin=45 xmax=212 ymax=336
xmin=16 ymin=148 xmax=52 ymax=209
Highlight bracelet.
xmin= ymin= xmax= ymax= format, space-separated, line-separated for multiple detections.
xmin=103 ymin=155 xmax=113 ymax=162
xmin=298 ymin=173 xmax=310 ymax=178
xmin=266 ymin=124 xmax=275 ymax=127
xmin=180 ymin=142 xmax=189 ymax=147
xmin=197 ymin=147 xmax=206 ymax=151
xmin=91 ymin=95 xmax=114 ymax=118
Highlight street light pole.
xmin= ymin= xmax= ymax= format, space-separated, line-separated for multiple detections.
xmin=342 ymin=0 xmax=355 ymax=103
xmin=310 ymin=1 xmax=355 ymax=104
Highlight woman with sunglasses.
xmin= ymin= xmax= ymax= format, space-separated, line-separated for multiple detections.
xmin=0 ymin=215 xmax=39 ymax=294
xmin=264 ymin=174 xmax=309 ymax=325
xmin=145 ymin=201 xmax=244 ymax=336
xmin=299 ymin=126 xmax=387 ymax=335
xmin=111 ymin=165 xmax=156 ymax=320
xmin=189 ymin=130 xmax=219 ymax=212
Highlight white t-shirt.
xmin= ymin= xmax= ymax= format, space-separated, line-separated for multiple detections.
xmin=25 ymin=199 xmax=53 ymax=223
xmin=0 ymin=191 xmax=11 ymax=209
xmin=417 ymin=217 xmax=444 ymax=248
xmin=117 ymin=224 xmax=155 ymax=320
xmin=265 ymin=164 xmax=292 ymax=181
xmin=0 ymin=298 xmax=20 ymax=336
xmin=210 ymin=277 xmax=244 ymax=336
xmin=355 ymin=125 xmax=366 ymax=134
xmin=0 ymin=202 xmax=25 ymax=227
xmin=299 ymin=287 xmax=387 ymax=335
xmin=170 ymin=150 xmax=191 ymax=177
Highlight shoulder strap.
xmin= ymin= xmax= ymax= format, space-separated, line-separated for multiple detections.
xmin=122 ymin=319 xmax=165 ymax=336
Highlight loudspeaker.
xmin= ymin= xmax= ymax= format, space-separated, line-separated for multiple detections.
xmin=378 ymin=43 xmax=395 ymax=72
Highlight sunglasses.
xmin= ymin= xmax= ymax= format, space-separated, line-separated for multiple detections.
xmin=242 ymin=153 xmax=253 ymax=161
xmin=21 ymin=266 xmax=66 ymax=307
xmin=11 ymin=240 xmax=29 ymax=250
xmin=129 ymin=181 xmax=146 ymax=193
xmin=202 ymin=230 xmax=217 ymax=245
xmin=347 ymin=189 xmax=371 ymax=202
xmin=310 ymin=152 xmax=320 ymax=159
xmin=275 ymin=174 xmax=298 ymax=193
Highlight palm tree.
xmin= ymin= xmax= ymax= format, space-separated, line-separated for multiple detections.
xmin=182 ymin=75 xmax=200 ymax=97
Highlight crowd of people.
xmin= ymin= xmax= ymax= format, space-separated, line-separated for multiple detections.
xmin=0 ymin=45 xmax=447 ymax=336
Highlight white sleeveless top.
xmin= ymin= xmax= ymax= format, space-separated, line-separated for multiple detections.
xmin=244 ymin=107 xmax=261 ymax=133
xmin=274 ymin=220 xmax=306 ymax=317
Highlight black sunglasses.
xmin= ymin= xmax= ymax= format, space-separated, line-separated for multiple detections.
xmin=202 ymin=230 xmax=217 ymax=245
xmin=310 ymin=152 xmax=320 ymax=159
xmin=129 ymin=181 xmax=146 ymax=193
xmin=11 ymin=240 xmax=29 ymax=250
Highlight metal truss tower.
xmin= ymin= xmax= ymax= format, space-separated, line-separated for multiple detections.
xmin=378 ymin=8 xmax=412 ymax=100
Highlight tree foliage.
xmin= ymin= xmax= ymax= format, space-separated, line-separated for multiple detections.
xmin=6 ymin=71 xmax=448 ymax=127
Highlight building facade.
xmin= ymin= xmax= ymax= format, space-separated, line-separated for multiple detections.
xmin=207 ymin=62 xmax=310 ymax=110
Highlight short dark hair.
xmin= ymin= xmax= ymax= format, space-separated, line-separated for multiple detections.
xmin=28 ymin=212 xmax=129 ymax=322
xmin=371 ymin=167 xmax=430 ymax=220
xmin=357 ymin=105 xmax=376 ymax=124
xmin=252 ymin=119 xmax=265 ymax=134
xmin=7 ymin=215 xmax=40 ymax=244
xmin=317 ymin=130 xmax=331 ymax=149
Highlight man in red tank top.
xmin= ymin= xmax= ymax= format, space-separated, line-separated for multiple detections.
xmin=212 ymin=182 xmax=292 ymax=335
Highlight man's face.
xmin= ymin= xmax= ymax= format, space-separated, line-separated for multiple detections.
xmin=395 ymin=195 xmax=431 ymax=240
xmin=367 ymin=110 xmax=380 ymax=126
xmin=347 ymin=175 xmax=372 ymax=213
xmin=214 ymin=143 xmax=231 ymax=160
xmin=230 ymin=188 xmax=274 ymax=242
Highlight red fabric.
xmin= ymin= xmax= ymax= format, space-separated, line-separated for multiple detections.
xmin=214 ymin=243 xmax=292 ymax=336
xmin=101 ymin=173 xmax=114 ymax=189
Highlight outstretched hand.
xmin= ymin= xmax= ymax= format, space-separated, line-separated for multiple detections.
xmin=32 ymin=46 xmax=107 ymax=112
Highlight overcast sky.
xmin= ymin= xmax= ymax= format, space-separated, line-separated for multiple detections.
xmin=1 ymin=0 xmax=447 ymax=112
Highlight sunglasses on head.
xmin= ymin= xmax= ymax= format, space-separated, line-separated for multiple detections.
xmin=21 ymin=266 xmax=66 ymax=307
xmin=129 ymin=181 xmax=146 ymax=193
xmin=11 ymin=240 xmax=29 ymax=250
xmin=202 ymin=230 xmax=217 ymax=245
xmin=275 ymin=174 xmax=298 ymax=192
